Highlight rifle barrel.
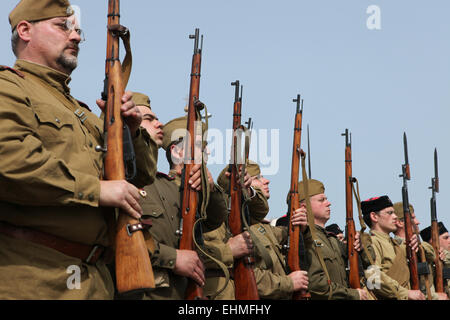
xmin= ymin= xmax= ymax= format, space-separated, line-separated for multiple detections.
xmin=400 ymin=133 xmax=419 ymax=289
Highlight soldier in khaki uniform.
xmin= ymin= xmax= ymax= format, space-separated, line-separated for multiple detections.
xmin=361 ymin=196 xmax=425 ymax=300
xmin=0 ymin=1 xmax=158 ymax=299
xmin=134 ymin=107 xmax=227 ymax=299
xmin=208 ymin=161 xmax=309 ymax=300
xmin=249 ymin=164 xmax=309 ymax=299
xmin=132 ymin=93 xmax=164 ymax=148
xmin=299 ymin=179 xmax=368 ymax=300
xmin=201 ymin=162 xmax=259 ymax=300
xmin=420 ymin=222 xmax=450 ymax=298
xmin=251 ymin=221 xmax=309 ymax=299
xmin=392 ymin=202 xmax=449 ymax=300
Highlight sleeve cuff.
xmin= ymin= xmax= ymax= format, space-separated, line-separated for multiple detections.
xmin=153 ymin=243 xmax=178 ymax=270
xmin=72 ymin=171 xmax=100 ymax=206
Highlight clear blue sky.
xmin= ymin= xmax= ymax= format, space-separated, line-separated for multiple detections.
xmin=1 ymin=0 xmax=449 ymax=232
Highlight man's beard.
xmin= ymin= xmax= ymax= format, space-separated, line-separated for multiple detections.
xmin=56 ymin=52 xmax=78 ymax=73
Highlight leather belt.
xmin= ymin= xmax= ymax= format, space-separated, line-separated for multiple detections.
xmin=0 ymin=221 xmax=108 ymax=264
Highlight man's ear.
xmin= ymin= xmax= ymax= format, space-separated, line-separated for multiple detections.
xmin=370 ymin=211 xmax=378 ymax=224
xmin=16 ymin=21 xmax=34 ymax=42
xmin=170 ymin=143 xmax=183 ymax=165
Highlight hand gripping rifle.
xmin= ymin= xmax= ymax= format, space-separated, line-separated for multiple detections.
xmin=228 ymin=81 xmax=259 ymax=300
xmin=179 ymin=28 xmax=207 ymax=300
xmin=429 ymin=148 xmax=445 ymax=292
xmin=341 ymin=129 xmax=360 ymax=289
xmin=399 ymin=132 xmax=420 ymax=290
xmin=286 ymin=95 xmax=310 ymax=300
xmin=100 ymin=0 xmax=154 ymax=294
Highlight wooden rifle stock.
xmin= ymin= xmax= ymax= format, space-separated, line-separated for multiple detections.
xmin=430 ymin=148 xmax=444 ymax=292
xmin=103 ymin=0 xmax=154 ymax=294
xmin=286 ymin=95 xmax=310 ymax=300
xmin=342 ymin=129 xmax=360 ymax=289
xmin=400 ymin=133 xmax=420 ymax=290
xmin=228 ymin=81 xmax=259 ymax=300
xmin=431 ymin=221 xmax=444 ymax=292
xmin=179 ymin=28 xmax=205 ymax=300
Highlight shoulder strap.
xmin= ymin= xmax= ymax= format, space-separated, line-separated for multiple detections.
xmin=0 ymin=65 xmax=25 ymax=78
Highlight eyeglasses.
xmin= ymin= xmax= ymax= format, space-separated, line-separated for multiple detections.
xmin=55 ymin=19 xmax=85 ymax=42
xmin=379 ymin=210 xmax=396 ymax=216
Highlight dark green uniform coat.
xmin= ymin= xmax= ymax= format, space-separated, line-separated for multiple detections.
xmin=304 ymin=225 xmax=360 ymax=300
xmin=251 ymin=222 xmax=294 ymax=299
xmin=142 ymin=170 xmax=226 ymax=299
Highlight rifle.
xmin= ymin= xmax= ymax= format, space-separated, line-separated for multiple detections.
xmin=429 ymin=148 xmax=444 ymax=292
xmin=286 ymin=95 xmax=310 ymax=300
xmin=341 ymin=129 xmax=360 ymax=289
xmin=101 ymin=0 xmax=154 ymax=294
xmin=412 ymin=217 xmax=433 ymax=299
xmin=228 ymin=81 xmax=259 ymax=300
xmin=307 ymin=124 xmax=311 ymax=178
xmin=399 ymin=132 xmax=420 ymax=289
xmin=179 ymin=28 xmax=206 ymax=300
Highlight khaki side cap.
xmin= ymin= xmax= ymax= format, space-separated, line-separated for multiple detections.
xmin=393 ymin=202 xmax=414 ymax=220
xmin=132 ymin=92 xmax=150 ymax=109
xmin=9 ymin=0 xmax=74 ymax=31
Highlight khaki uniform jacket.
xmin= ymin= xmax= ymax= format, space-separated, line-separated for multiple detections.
xmin=202 ymin=187 xmax=269 ymax=300
xmin=303 ymin=225 xmax=360 ymax=300
xmin=0 ymin=60 xmax=157 ymax=299
xmin=142 ymin=170 xmax=226 ymax=300
xmin=251 ymin=222 xmax=294 ymax=300
xmin=444 ymin=250 xmax=450 ymax=297
xmin=367 ymin=230 xmax=410 ymax=300
xmin=394 ymin=236 xmax=440 ymax=300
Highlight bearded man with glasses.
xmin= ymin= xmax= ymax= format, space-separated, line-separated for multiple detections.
xmin=0 ymin=0 xmax=158 ymax=299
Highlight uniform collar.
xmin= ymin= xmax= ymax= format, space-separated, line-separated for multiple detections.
xmin=156 ymin=171 xmax=175 ymax=180
xmin=370 ymin=229 xmax=392 ymax=241
xmin=14 ymin=59 xmax=72 ymax=95
xmin=168 ymin=168 xmax=181 ymax=187
xmin=392 ymin=235 xmax=405 ymax=245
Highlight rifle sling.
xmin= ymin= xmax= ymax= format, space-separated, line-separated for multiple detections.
xmin=118 ymin=27 xmax=132 ymax=88
xmin=192 ymin=104 xmax=233 ymax=300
